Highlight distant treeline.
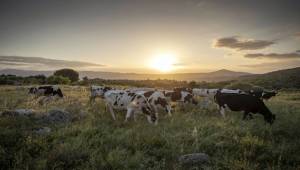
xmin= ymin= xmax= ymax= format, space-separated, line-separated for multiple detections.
xmin=1 ymin=66 xmax=300 ymax=90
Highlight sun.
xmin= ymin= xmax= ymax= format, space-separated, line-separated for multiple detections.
xmin=150 ymin=53 xmax=176 ymax=72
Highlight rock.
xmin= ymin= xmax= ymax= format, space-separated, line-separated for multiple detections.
xmin=41 ymin=109 xmax=72 ymax=124
xmin=179 ymin=153 xmax=210 ymax=167
xmin=34 ymin=127 xmax=51 ymax=135
xmin=1 ymin=109 xmax=35 ymax=117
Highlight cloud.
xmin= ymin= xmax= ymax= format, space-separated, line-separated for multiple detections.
xmin=296 ymin=50 xmax=300 ymax=53
xmin=214 ymin=36 xmax=275 ymax=50
xmin=295 ymin=32 xmax=300 ymax=39
xmin=244 ymin=52 xmax=300 ymax=60
xmin=0 ymin=56 xmax=105 ymax=70
xmin=240 ymin=60 xmax=300 ymax=70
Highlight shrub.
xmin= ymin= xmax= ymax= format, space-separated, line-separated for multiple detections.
xmin=54 ymin=69 xmax=79 ymax=82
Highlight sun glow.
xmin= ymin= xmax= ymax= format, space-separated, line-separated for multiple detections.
xmin=150 ymin=53 xmax=177 ymax=72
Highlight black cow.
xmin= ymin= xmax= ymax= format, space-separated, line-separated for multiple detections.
xmin=214 ymin=90 xmax=275 ymax=124
xmin=29 ymin=86 xmax=64 ymax=98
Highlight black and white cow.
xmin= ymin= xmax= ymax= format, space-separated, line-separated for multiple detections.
xmin=130 ymin=89 xmax=172 ymax=117
xmin=164 ymin=88 xmax=198 ymax=109
xmin=93 ymin=87 xmax=158 ymax=124
xmin=214 ymin=90 xmax=276 ymax=124
xmin=29 ymin=86 xmax=64 ymax=98
xmin=192 ymin=88 xmax=245 ymax=108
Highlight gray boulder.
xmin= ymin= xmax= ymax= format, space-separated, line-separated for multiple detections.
xmin=179 ymin=153 xmax=210 ymax=167
xmin=34 ymin=127 xmax=51 ymax=135
xmin=41 ymin=109 xmax=72 ymax=124
xmin=1 ymin=109 xmax=35 ymax=117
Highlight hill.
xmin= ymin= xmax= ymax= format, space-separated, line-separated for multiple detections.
xmin=0 ymin=69 xmax=251 ymax=82
xmin=239 ymin=67 xmax=300 ymax=89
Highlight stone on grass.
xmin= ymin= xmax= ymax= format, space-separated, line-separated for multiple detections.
xmin=1 ymin=109 xmax=35 ymax=117
xmin=41 ymin=109 xmax=72 ymax=124
xmin=179 ymin=153 xmax=210 ymax=167
xmin=34 ymin=127 xmax=51 ymax=135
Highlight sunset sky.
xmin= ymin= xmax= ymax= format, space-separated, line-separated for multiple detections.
xmin=1 ymin=0 xmax=300 ymax=73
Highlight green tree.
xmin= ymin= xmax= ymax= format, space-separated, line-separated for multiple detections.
xmin=54 ymin=68 xmax=79 ymax=82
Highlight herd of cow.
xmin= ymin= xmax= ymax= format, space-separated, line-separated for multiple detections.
xmin=28 ymin=85 xmax=277 ymax=125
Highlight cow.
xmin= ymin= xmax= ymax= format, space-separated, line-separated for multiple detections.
xmin=28 ymin=86 xmax=64 ymax=98
xmin=28 ymin=85 xmax=64 ymax=105
xmin=248 ymin=90 xmax=277 ymax=100
xmin=192 ymin=88 xmax=244 ymax=108
xmin=214 ymin=90 xmax=276 ymax=124
xmin=94 ymin=87 xmax=158 ymax=124
xmin=133 ymin=90 xmax=172 ymax=117
xmin=163 ymin=89 xmax=198 ymax=110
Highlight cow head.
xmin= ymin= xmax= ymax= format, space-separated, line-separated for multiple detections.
xmin=91 ymin=86 xmax=112 ymax=97
xmin=183 ymin=93 xmax=198 ymax=105
xmin=260 ymin=103 xmax=276 ymax=124
xmin=142 ymin=106 xmax=158 ymax=124
xmin=154 ymin=97 xmax=172 ymax=114
xmin=54 ymin=88 xmax=64 ymax=98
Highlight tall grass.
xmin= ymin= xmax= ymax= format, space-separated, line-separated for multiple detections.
xmin=0 ymin=86 xmax=300 ymax=169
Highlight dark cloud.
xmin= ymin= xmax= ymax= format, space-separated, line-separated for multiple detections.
xmin=214 ymin=36 xmax=275 ymax=50
xmin=0 ymin=56 xmax=105 ymax=69
xmin=240 ymin=60 xmax=300 ymax=70
xmin=244 ymin=53 xmax=300 ymax=60
xmin=296 ymin=50 xmax=300 ymax=53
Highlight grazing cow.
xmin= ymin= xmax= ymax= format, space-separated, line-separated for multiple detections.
xmin=29 ymin=86 xmax=64 ymax=98
xmin=95 ymin=87 xmax=158 ymax=124
xmin=214 ymin=90 xmax=276 ymax=124
xmin=192 ymin=88 xmax=244 ymax=108
xmin=248 ymin=90 xmax=277 ymax=100
xmin=164 ymin=89 xmax=198 ymax=106
xmin=134 ymin=90 xmax=172 ymax=117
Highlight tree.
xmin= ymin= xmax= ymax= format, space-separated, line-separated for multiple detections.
xmin=54 ymin=68 xmax=79 ymax=82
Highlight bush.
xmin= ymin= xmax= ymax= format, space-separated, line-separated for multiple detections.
xmin=54 ymin=69 xmax=79 ymax=82
xmin=46 ymin=75 xmax=71 ymax=85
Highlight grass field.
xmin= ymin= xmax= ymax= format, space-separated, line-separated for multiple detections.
xmin=1 ymin=86 xmax=300 ymax=170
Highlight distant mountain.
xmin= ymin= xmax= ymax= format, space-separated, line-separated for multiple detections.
xmin=0 ymin=69 xmax=53 ymax=77
xmin=239 ymin=67 xmax=300 ymax=89
xmin=0 ymin=69 xmax=252 ymax=82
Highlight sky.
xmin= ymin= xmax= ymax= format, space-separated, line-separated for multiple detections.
xmin=0 ymin=0 xmax=300 ymax=73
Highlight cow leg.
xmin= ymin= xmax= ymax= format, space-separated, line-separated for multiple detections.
xmin=125 ymin=107 xmax=134 ymax=123
xmin=107 ymin=103 xmax=116 ymax=120
xmin=133 ymin=112 xmax=138 ymax=122
xmin=146 ymin=115 xmax=152 ymax=124
xmin=219 ymin=106 xmax=226 ymax=118
xmin=166 ymin=105 xmax=172 ymax=117
xmin=248 ymin=113 xmax=254 ymax=119
xmin=243 ymin=111 xmax=249 ymax=120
